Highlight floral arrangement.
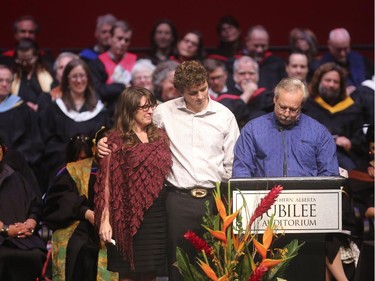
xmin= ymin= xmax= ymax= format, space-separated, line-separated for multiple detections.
xmin=175 ymin=184 xmax=304 ymax=281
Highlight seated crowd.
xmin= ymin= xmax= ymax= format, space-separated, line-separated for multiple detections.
xmin=0 ymin=13 xmax=373 ymax=281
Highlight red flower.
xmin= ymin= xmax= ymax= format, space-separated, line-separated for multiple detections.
xmin=248 ymin=185 xmax=283 ymax=228
xmin=184 ymin=231 xmax=212 ymax=256
xmin=248 ymin=265 xmax=268 ymax=281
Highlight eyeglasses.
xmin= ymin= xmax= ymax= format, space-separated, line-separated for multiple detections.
xmin=0 ymin=78 xmax=13 ymax=84
xmin=182 ymin=38 xmax=198 ymax=47
xmin=133 ymin=75 xmax=152 ymax=82
xmin=237 ymin=71 xmax=256 ymax=76
xmin=15 ymin=56 xmax=37 ymax=65
xmin=18 ymin=29 xmax=36 ymax=35
xmin=209 ymin=74 xmax=225 ymax=81
xmin=69 ymin=73 xmax=87 ymax=81
xmin=137 ymin=103 xmax=157 ymax=111
xmin=276 ymin=103 xmax=301 ymax=115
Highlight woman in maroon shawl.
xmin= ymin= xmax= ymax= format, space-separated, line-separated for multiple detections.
xmin=94 ymin=86 xmax=172 ymax=281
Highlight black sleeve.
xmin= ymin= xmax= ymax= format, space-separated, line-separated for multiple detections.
xmin=43 ymin=171 xmax=89 ymax=230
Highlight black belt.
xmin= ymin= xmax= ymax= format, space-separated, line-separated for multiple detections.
xmin=165 ymin=183 xmax=213 ymax=198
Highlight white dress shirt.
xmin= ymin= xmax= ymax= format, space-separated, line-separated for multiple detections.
xmin=153 ymin=97 xmax=239 ymax=189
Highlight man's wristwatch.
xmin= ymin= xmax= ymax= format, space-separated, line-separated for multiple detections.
xmin=0 ymin=224 xmax=9 ymax=237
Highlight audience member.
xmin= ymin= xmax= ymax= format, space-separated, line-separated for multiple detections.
xmin=350 ymin=75 xmax=374 ymax=127
xmin=2 ymin=15 xmax=54 ymax=67
xmin=130 ymin=59 xmax=156 ymax=91
xmin=285 ymin=51 xmax=309 ymax=83
xmin=0 ymin=64 xmax=43 ymax=173
xmin=319 ymin=28 xmax=374 ymax=93
xmin=43 ymin=134 xmax=118 ymax=281
xmin=64 ymin=133 xmax=94 ymax=163
xmin=89 ymin=20 xmax=137 ymax=117
xmin=203 ymin=57 xmax=256 ymax=127
xmin=80 ymin=14 xmax=118 ymax=61
xmin=94 ymin=87 xmax=172 ymax=280
xmin=233 ymin=77 xmax=339 ymax=177
xmin=203 ymin=57 xmax=229 ymax=98
xmin=11 ymin=38 xmax=55 ymax=112
xmin=304 ymin=62 xmax=368 ymax=170
xmin=0 ymin=138 xmax=46 ymax=281
xmin=242 ymin=25 xmax=286 ymax=90
xmin=347 ymin=125 xmax=374 ymax=224
xmin=39 ymin=59 xmax=110 ymax=191
xmin=2 ymin=15 xmax=39 ymax=59
xmin=147 ymin=19 xmax=178 ymax=65
xmin=289 ymin=27 xmax=320 ymax=81
xmin=50 ymin=52 xmax=80 ymax=101
xmin=230 ymin=56 xmax=274 ymax=124
xmin=97 ymin=61 xmax=239 ymax=281
xmin=170 ymin=30 xmax=205 ymax=63
xmin=152 ymin=60 xmax=180 ymax=102
xmin=209 ymin=15 xmax=242 ymax=74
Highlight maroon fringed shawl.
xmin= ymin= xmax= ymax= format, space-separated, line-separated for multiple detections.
xmin=94 ymin=129 xmax=172 ymax=269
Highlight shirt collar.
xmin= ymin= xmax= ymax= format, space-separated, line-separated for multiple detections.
xmin=176 ymin=96 xmax=216 ymax=115
xmin=271 ymin=112 xmax=301 ymax=130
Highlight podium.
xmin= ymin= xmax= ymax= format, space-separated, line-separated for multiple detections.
xmin=229 ymin=176 xmax=346 ymax=281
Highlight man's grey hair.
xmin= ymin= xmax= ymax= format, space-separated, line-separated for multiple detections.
xmin=53 ymin=52 xmax=79 ymax=72
xmin=111 ymin=20 xmax=132 ymax=35
xmin=274 ymin=77 xmax=309 ymax=102
xmin=233 ymin=56 xmax=259 ymax=74
xmin=96 ymin=14 xmax=117 ymax=29
xmin=131 ymin=59 xmax=156 ymax=79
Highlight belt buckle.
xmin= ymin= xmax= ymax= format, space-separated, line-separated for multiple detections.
xmin=190 ymin=188 xmax=207 ymax=198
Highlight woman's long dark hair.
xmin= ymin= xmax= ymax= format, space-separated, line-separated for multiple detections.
xmin=60 ymin=59 xmax=97 ymax=111
xmin=113 ymin=86 xmax=159 ymax=147
xmin=150 ymin=19 xmax=178 ymax=56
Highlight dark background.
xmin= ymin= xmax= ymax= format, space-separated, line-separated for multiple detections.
xmin=1 ymin=0 xmax=374 ymax=59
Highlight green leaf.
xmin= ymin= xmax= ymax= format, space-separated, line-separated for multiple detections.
xmin=265 ymin=239 xmax=305 ymax=281
xmin=175 ymin=247 xmax=207 ymax=281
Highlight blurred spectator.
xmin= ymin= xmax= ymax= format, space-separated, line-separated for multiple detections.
xmin=0 ymin=64 xmax=44 ymax=174
xmin=243 ymin=25 xmax=286 ymax=90
xmin=89 ymin=20 xmax=137 ymax=117
xmin=304 ymin=62 xmax=368 ymax=170
xmin=131 ymin=59 xmax=156 ymax=91
xmin=203 ymin=58 xmax=229 ymax=98
xmin=152 ymin=60 xmax=180 ymax=102
xmin=12 ymin=39 xmax=55 ymax=112
xmin=147 ymin=19 xmax=178 ymax=65
xmin=80 ymin=14 xmax=117 ymax=61
xmin=0 ymin=137 xmax=46 ymax=281
xmin=351 ymin=75 xmax=374 ymax=127
xmin=50 ymin=52 xmax=79 ymax=101
xmin=285 ymin=51 xmax=309 ymax=83
xmin=39 ymin=59 xmax=110 ymax=191
xmin=2 ymin=15 xmax=53 ymax=66
xmin=209 ymin=15 xmax=242 ymax=75
xmin=319 ymin=28 xmax=374 ymax=93
xmin=43 ymin=134 xmax=118 ymax=281
xmin=65 ymin=133 xmax=93 ymax=163
xmin=289 ymin=28 xmax=320 ymax=81
xmin=229 ymin=56 xmax=273 ymax=125
xmin=170 ymin=30 xmax=205 ymax=63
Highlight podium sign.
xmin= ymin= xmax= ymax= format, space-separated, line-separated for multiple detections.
xmin=233 ymin=189 xmax=342 ymax=233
